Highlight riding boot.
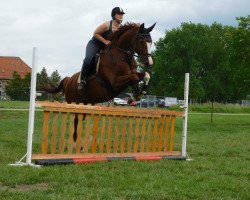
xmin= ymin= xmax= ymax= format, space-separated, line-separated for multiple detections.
xmin=78 ymin=62 xmax=88 ymax=90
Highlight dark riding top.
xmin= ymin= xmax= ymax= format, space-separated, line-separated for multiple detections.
xmin=80 ymin=20 xmax=114 ymax=80
xmin=91 ymin=20 xmax=113 ymax=49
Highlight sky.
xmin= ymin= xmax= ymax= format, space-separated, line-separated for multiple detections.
xmin=1 ymin=0 xmax=249 ymax=78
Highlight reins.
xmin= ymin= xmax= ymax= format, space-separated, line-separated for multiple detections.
xmin=114 ymin=46 xmax=152 ymax=58
xmin=104 ymin=27 xmax=152 ymax=67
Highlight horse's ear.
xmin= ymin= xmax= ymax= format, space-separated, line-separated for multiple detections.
xmin=139 ymin=23 xmax=145 ymax=33
xmin=147 ymin=23 xmax=156 ymax=32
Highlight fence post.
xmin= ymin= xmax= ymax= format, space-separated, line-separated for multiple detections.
xmin=182 ymin=73 xmax=189 ymax=157
xmin=10 ymin=47 xmax=41 ymax=168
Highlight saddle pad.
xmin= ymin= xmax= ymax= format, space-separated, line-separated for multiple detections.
xmin=95 ymin=56 xmax=101 ymax=73
xmin=77 ymin=73 xmax=81 ymax=83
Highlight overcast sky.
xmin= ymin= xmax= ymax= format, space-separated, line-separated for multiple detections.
xmin=1 ymin=0 xmax=249 ymax=77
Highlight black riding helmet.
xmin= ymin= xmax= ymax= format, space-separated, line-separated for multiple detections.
xmin=111 ymin=7 xmax=125 ymax=18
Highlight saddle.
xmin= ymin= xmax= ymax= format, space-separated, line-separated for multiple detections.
xmin=77 ymin=53 xmax=101 ymax=84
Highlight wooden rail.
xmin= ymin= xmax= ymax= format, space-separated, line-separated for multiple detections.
xmin=33 ymin=102 xmax=184 ymax=161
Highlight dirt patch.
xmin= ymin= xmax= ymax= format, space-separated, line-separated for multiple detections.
xmin=0 ymin=182 xmax=48 ymax=192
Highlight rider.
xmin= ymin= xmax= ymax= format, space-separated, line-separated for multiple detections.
xmin=78 ymin=7 xmax=125 ymax=90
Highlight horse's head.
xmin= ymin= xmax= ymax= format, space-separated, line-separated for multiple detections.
xmin=134 ymin=23 xmax=156 ymax=67
xmin=109 ymin=22 xmax=156 ymax=67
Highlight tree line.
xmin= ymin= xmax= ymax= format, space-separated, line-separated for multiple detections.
xmin=5 ymin=68 xmax=62 ymax=101
xmin=149 ymin=16 xmax=249 ymax=103
xmin=5 ymin=16 xmax=249 ymax=102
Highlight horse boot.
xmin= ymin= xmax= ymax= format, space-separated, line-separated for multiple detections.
xmin=132 ymin=83 xmax=141 ymax=101
xmin=78 ymin=62 xmax=88 ymax=90
xmin=142 ymin=84 xmax=148 ymax=95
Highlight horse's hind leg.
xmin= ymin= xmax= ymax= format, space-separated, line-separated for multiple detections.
xmin=73 ymin=114 xmax=78 ymax=143
xmin=81 ymin=114 xmax=86 ymax=152
xmin=73 ymin=113 xmax=87 ymax=152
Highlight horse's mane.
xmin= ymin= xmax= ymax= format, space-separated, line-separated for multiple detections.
xmin=109 ymin=22 xmax=139 ymax=42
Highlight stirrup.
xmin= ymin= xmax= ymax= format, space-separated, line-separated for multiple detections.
xmin=78 ymin=80 xmax=86 ymax=90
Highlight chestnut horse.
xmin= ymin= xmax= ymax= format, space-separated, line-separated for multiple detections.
xmin=40 ymin=22 xmax=156 ymax=143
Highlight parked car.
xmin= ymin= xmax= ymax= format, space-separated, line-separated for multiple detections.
xmin=157 ymin=99 xmax=165 ymax=108
xmin=113 ymin=98 xmax=128 ymax=106
xmin=137 ymin=99 xmax=165 ymax=108
xmin=136 ymin=99 xmax=156 ymax=108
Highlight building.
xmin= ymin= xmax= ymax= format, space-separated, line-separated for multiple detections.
xmin=0 ymin=56 xmax=31 ymax=100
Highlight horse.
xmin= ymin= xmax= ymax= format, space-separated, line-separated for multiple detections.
xmin=40 ymin=22 xmax=156 ymax=144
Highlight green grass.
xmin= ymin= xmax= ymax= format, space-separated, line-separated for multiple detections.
xmin=0 ymin=101 xmax=30 ymax=109
xmin=1 ymin=100 xmax=250 ymax=113
xmin=188 ymin=103 xmax=250 ymax=113
xmin=168 ymin=102 xmax=250 ymax=113
xmin=0 ymin=109 xmax=249 ymax=199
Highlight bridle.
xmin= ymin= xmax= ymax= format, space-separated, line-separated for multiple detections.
xmin=135 ymin=33 xmax=152 ymax=57
xmin=109 ymin=33 xmax=152 ymax=60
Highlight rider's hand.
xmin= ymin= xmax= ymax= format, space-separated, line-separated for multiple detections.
xmin=104 ymin=40 xmax=111 ymax=46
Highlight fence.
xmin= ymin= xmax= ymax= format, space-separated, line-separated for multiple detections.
xmin=32 ymin=103 xmax=185 ymax=164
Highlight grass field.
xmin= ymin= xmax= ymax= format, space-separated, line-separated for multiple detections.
xmin=0 ymin=104 xmax=250 ymax=199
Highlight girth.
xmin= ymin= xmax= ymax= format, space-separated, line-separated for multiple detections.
xmin=86 ymin=74 xmax=117 ymax=95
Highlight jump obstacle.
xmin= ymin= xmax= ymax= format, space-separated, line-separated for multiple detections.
xmin=32 ymin=102 xmax=185 ymax=165
xmin=10 ymin=48 xmax=190 ymax=167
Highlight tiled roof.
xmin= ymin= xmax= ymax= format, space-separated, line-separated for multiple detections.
xmin=0 ymin=56 xmax=31 ymax=79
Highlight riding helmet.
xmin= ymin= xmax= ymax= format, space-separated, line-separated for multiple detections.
xmin=111 ymin=7 xmax=125 ymax=17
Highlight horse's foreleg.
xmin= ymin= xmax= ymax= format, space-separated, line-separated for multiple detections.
xmin=112 ymin=74 xmax=139 ymax=91
xmin=142 ymin=72 xmax=150 ymax=94
xmin=130 ymin=72 xmax=151 ymax=101
xmin=135 ymin=72 xmax=151 ymax=94
xmin=136 ymin=72 xmax=145 ymax=80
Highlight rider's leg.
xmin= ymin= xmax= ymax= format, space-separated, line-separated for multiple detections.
xmin=78 ymin=40 xmax=101 ymax=90
xmin=78 ymin=61 xmax=89 ymax=89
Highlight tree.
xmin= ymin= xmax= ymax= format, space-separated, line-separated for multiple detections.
xmin=36 ymin=67 xmax=50 ymax=100
xmin=36 ymin=67 xmax=63 ymax=101
xmin=37 ymin=67 xmax=49 ymax=88
xmin=5 ymin=71 xmax=31 ymax=100
xmin=227 ymin=16 xmax=250 ymax=101
xmin=50 ymin=70 xmax=61 ymax=87
xmin=151 ymin=22 xmax=216 ymax=101
xmin=50 ymin=69 xmax=62 ymax=101
xmin=150 ymin=17 xmax=249 ymax=103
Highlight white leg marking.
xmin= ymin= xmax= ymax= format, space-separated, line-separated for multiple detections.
xmin=143 ymin=72 xmax=150 ymax=85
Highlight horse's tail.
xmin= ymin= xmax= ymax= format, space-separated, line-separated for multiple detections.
xmin=38 ymin=77 xmax=69 ymax=94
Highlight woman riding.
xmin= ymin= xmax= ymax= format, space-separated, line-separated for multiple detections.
xmin=78 ymin=7 xmax=125 ymax=90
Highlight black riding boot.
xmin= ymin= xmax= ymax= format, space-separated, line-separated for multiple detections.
xmin=78 ymin=62 xmax=88 ymax=90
